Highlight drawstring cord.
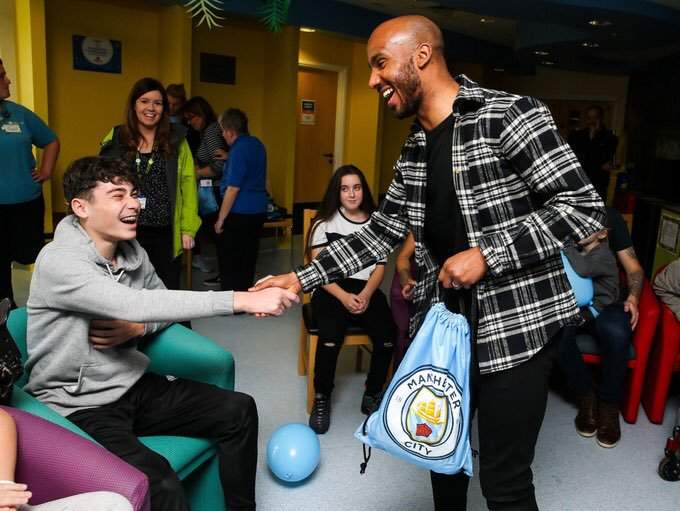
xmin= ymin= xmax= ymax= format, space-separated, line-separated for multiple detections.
xmin=106 ymin=264 xmax=125 ymax=283
xmin=359 ymin=415 xmax=372 ymax=474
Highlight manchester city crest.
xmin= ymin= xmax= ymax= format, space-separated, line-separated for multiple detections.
xmin=382 ymin=365 xmax=464 ymax=460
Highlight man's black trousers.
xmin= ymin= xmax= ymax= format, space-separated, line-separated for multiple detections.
xmin=0 ymin=195 xmax=44 ymax=305
xmin=431 ymin=332 xmax=561 ymax=511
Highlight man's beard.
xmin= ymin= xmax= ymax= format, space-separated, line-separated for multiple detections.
xmin=394 ymin=59 xmax=421 ymax=119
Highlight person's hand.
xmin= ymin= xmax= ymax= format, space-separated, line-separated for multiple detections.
xmin=354 ymin=291 xmax=373 ymax=314
xmin=182 ymin=234 xmax=195 ymax=250
xmin=624 ymin=297 xmax=639 ymax=330
xmin=214 ymin=149 xmax=228 ymax=161
xmin=89 ymin=319 xmax=145 ymax=349
xmin=401 ymin=277 xmax=416 ymax=300
xmin=214 ymin=217 xmax=225 ymax=234
xmin=341 ymin=293 xmax=365 ymax=314
xmin=0 ymin=481 xmax=32 ymax=510
xmin=31 ymin=168 xmax=51 ymax=183
xmin=438 ymin=247 xmax=488 ymax=289
xmin=234 ymin=288 xmax=299 ymax=316
xmin=250 ymin=272 xmax=302 ymax=294
xmin=195 ymin=167 xmax=212 ymax=178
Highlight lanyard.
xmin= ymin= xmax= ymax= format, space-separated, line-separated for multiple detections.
xmin=0 ymin=101 xmax=9 ymax=121
xmin=135 ymin=146 xmax=157 ymax=176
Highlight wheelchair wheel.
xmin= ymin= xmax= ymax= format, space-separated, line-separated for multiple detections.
xmin=658 ymin=455 xmax=680 ymax=481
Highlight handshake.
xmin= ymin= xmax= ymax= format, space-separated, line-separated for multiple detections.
xmin=234 ymin=272 xmax=303 ymax=317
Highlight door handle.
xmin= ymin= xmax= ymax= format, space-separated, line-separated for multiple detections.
xmin=322 ymin=153 xmax=334 ymax=158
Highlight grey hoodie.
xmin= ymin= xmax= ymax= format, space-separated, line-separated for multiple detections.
xmin=25 ymin=215 xmax=234 ymax=416
xmin=563 ymin=241 xmax=619 ymax=313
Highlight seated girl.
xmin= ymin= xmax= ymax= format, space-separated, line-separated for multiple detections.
xmin=307 ymin=165 xmax=396 ymax=434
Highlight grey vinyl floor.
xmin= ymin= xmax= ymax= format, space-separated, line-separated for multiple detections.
xmin=11 ymin=237 xmax=680 ymax=510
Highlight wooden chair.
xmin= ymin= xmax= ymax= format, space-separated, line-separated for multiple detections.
xmin=298 ymin=209 xmax=374 ymax=413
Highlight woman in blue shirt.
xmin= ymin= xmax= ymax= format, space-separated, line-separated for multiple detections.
xmin=0 ymin=58 xmax=59 ymax=306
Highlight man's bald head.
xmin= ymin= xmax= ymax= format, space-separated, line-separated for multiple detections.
xmin=367 ymin=15 xmax=452 ymax=120
xmin=369 ymin=15 xmax=444 ymax=57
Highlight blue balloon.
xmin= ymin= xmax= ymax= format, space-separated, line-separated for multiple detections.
xmin=267 ymin=423 xmax=320 ymax=483
xmin=560 ymin=251 xmax=594 ymax=307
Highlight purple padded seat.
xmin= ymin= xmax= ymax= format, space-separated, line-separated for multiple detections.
xmin=1 ymin=406 xmax=150 ymax=511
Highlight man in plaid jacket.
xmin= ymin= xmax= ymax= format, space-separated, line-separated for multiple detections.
xmin=255 ymin=15 xmax=605 ymax=510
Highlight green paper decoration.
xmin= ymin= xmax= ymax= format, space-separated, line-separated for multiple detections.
xmin=260 ymin=0 xmax=291 ymax=32
xmin=184 ymin=0 xmax=225 ymax=29
xmin=182 ymin=0 xmax=291 ymax=32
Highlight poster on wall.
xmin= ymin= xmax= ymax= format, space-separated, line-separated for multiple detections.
xmin=659 ymin=215 xmax=680 ymax=252
xmin=72 ymin=35 xmax=122 ymax=73
xmin=300 ymin=99 xmax=316 ymax=125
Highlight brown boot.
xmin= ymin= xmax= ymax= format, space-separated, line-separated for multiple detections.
xmin=575 ymin=392 xmax=598 ymax=437
xmin=597 ymin=400 xmax=621 ymax=448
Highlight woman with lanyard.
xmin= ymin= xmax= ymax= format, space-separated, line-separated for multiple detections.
xmin=0 ymin=57 xmax=59 ymax=307
xmin=100 ymin=77 xmax=200 ymax=291
xmin=183 ymin=96 xmax=228 ymax=278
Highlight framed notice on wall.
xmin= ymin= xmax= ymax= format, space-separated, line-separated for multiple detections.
xmin=659 ymin=214 xmax=680 ymax=252
xmin=300 ymin=99 xmax=316 ymax=125
xmin=72 ymin=35 xmax=122 ymax=73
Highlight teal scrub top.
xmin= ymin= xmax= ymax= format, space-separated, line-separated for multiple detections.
xmin=0 ymin=100 xmax=57 ymax=204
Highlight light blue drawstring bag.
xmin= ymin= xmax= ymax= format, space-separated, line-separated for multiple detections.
xmin=198 ymin=185 xmax=219 ymax=217
xmin=560 ymin=249 xmax=603 ymax=319
xmin=355 ymin=303 xmax=473 ymax=476
xmin=560 ymin=251 xmax=594 ymax=308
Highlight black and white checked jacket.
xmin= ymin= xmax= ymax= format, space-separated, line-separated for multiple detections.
xmin=296 ymin=75 xmax=605 ymax=374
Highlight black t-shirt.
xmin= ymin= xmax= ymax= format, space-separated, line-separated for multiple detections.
xmin=423 ymin=115 xmax=471 ymax=315
xmin=606 ymin=206 xmax=632 ymax=253
xmin=605 ymin=206 xmax=633 ymax=299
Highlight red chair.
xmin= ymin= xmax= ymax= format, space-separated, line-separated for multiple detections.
xmin=642 ymin=300 xmax=680 ymax=424
xmin=578 ymin=278 xmax=660 ymax=423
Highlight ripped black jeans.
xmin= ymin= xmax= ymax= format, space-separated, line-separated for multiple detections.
xmin=311 ymin=278 xmax=396 ymax=396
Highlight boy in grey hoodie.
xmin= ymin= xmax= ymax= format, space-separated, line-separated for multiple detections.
xmin=558 ymin=216 xmax=638 ymax=450
xmin=25 ymin=157 xmax=298 ymax=511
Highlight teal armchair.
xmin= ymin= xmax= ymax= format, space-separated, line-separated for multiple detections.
xmin=8 ymin=307 xmax=233 ymax=511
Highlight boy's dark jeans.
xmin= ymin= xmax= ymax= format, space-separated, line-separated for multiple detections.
xmin=558 ymin=302 xmax=633 ymax=403
xmin=68 ymin=373 xmax=258 ymax=511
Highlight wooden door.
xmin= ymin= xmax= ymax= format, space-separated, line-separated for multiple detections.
xmin=294 ymin=68 xmax=337 ymax=204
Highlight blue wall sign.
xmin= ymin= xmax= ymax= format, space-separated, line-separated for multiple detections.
xmin=73 ymin=35 xmax=122 ymax=73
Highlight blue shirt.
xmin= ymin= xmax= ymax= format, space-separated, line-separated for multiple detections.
xmin=0 ymin=100 xmax=57 ymax=204
xmin=220 ymin=134 xmax=267 ymax=214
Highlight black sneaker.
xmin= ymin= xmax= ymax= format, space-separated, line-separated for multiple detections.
xmin=309 ymin=393 xmax=331 ymax=434
xmin=361 ymin=391 xmax=382 ymax=416
xmin=203 ymin=276 xmax=221 ymax=287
